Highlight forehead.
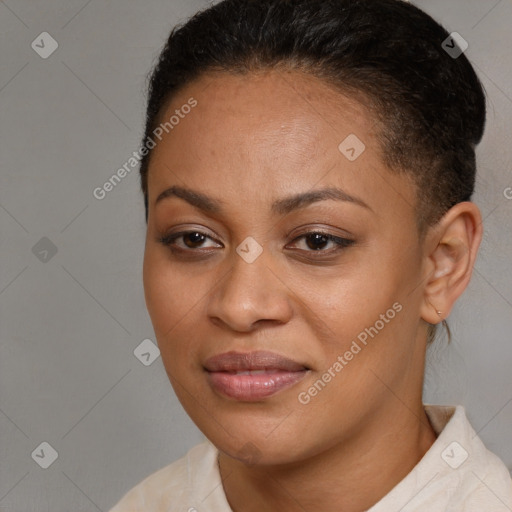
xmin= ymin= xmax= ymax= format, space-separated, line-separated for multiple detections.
xmin=161 ymin=69 xmax=374 ymax=151
xmin=147 ymin=69 xmax=417 ymax=223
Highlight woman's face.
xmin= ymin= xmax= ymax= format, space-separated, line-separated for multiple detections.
xmin=143 ymin=69 xmax=430 ymax=464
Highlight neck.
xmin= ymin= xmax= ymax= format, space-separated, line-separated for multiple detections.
xmin=218 ymin=402 xmax=437 ymax=512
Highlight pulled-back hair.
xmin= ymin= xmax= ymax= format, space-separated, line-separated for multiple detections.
xmin=139 ymin=0 xmax=486 ymax=343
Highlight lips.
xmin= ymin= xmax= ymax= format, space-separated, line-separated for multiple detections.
xmin=204 ymin=350 xmax=309 ymax=401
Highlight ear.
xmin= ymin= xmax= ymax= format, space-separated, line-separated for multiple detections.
xmin=420 ymin=202 xmax=483 ymax=324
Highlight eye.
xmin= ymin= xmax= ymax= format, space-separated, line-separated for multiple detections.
xmin=287 ymin=231 xmax=354 ymax=253
xmin=157 ymin=229 xmax=354 ymax=256
xmin=158 ymin=230 xmax=221 ymax=250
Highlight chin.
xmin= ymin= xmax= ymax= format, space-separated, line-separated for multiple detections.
xmin=198 ymin=413 xmax=315 ymax=466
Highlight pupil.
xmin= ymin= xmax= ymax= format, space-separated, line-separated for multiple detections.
xmin=185 ymin=232 xmax=205 ymax=248
xmin=307 ymin=233 xmax=328 ymax=250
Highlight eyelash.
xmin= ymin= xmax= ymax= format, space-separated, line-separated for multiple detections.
xmin=157 ymin=229 xmax=355 ymax=256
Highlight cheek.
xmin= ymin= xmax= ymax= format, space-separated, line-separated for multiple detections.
xmin=142 ymin=249 xmax=213 ymax=371
xmin=293 ymin=262 xmax=395 ymax=332
xmin=143 ymin=252 xmax=169 ymax=333
xmin=301 ymin=247 xmax=416 ymax=359
xmin=142 ymin=249 xmax=195 ymax=339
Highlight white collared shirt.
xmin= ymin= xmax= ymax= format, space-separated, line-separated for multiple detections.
xmin=109 ymin=405 xmax=512 ymax=511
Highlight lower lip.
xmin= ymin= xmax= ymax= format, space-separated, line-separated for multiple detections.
xmin=207 ymin=370 xmax=308 ymax=401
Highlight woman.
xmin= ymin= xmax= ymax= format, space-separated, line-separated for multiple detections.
xmin=110 ymin=0 xmax=512 ymax=510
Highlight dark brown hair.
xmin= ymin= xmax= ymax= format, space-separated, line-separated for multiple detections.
xmin=138 ymin=0 xmax=486 ymax=343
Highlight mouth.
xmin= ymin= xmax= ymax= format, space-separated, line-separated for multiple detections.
xmin=204 ymin=350 xmax=309 ymax=401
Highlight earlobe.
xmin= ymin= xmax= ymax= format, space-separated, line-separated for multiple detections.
xmin=420 ymin=202 xmax=483 ymax=325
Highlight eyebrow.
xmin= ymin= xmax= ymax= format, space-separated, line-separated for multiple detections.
xmin=154 ymin=185 xmax=372 ymax=215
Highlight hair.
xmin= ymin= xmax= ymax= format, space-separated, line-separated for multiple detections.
xmin=138 ymin=0 xmax=486 ymax=344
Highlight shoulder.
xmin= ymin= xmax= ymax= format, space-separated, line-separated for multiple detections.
xmin=108 ymin=440 xmax=218 ymax=512
xmin=370 ymin=405 xmax=512 ymax=511
xmin=451 ymin=434 xmax=512 ymax=511
xmin=441 ymin=405 xmax=512 ymax=510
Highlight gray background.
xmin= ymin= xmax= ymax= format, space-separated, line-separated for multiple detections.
xmin=0 ymin=0 xmax=511 ymax=510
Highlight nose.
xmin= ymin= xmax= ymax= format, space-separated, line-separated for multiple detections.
xmin=206 ymin=248 xmax=293 ymax=332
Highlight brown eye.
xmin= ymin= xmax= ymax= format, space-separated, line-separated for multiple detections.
xmin=289 ymin=231 xmax=354 ymax=253
xmin=158 ymin=230 xmax=221 ymax=250
xmin=304 ymin=233 xmax=331 ymax=250
xmin=182 ymin=232 xmax=207 ymax=248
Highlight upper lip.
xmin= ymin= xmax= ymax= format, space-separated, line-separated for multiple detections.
xmin=204 ymin=350 xmax=308 ymax=372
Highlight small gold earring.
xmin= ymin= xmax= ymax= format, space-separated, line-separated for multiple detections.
xmin=427 ymin=300 xmax=443 ymax=321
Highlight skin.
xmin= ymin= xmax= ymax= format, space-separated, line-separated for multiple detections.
xmin=142 ymin=69 xmax=482 ymax=511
